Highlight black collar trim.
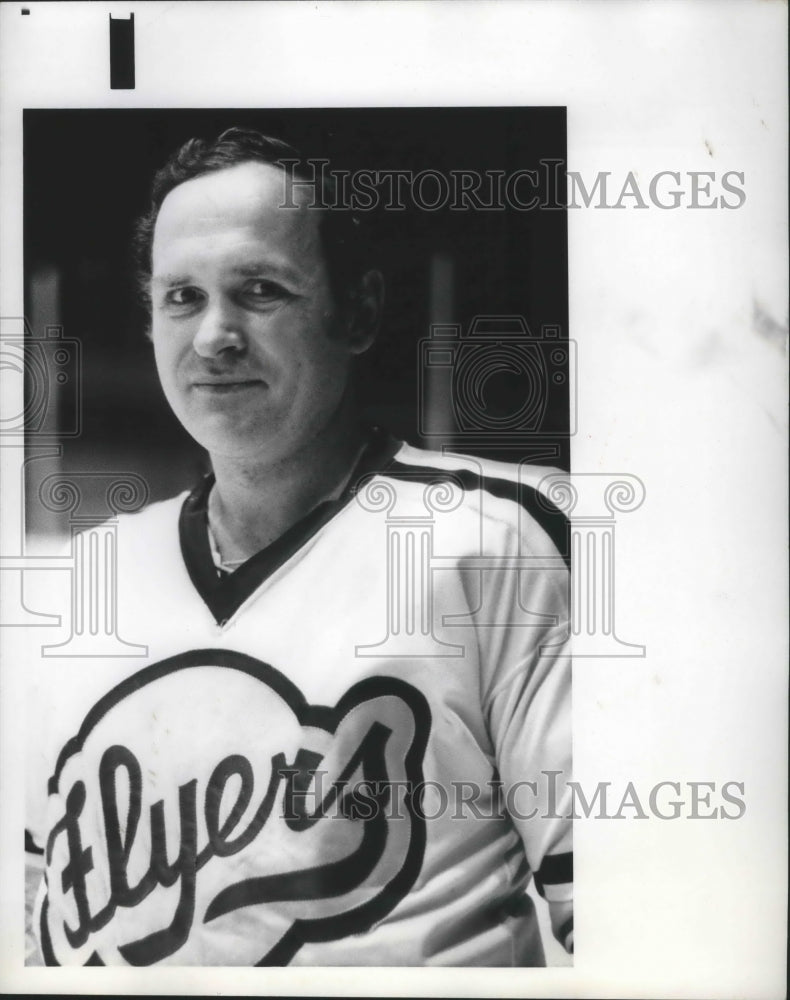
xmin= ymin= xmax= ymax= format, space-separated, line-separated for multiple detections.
xmin=179 ymin=427 xmax=400 ymax=625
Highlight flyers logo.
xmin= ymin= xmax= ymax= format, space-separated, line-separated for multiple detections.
xmin=39 ymin=650 xmax=431 ymax=966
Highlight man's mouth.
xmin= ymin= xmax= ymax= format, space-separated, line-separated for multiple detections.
xmin=192 ymin=378 xmax=266 ymax=394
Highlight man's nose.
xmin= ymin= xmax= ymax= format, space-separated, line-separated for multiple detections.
xmin=192 ymin=298 xmax=246 ymax=358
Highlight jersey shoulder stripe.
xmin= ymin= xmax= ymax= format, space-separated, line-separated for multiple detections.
xmin=378 ymin=454 xmax=570 ymax=570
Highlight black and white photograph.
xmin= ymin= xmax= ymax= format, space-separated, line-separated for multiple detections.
xmin=21 ymin=107 xmax=573 ymax=969
xmin=0 ymin=2 xmax=786 ymax=996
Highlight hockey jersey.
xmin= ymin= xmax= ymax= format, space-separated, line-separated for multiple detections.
xmin=25 ymin=431 xmax=573 ymax=966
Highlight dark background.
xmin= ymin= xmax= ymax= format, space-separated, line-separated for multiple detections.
xmin=24 ymin=108 xmax=569 ymax=536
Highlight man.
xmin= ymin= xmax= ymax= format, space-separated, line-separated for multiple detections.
xmin=25 ymin=128 xmax=572 ymax=966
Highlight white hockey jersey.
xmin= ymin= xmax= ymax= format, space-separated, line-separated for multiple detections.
xmin=25 ymin=431 xmax=573 ymax=967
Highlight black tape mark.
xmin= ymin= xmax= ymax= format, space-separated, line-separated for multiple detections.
xmin=109 ymin=14 xmax=135 ymax=90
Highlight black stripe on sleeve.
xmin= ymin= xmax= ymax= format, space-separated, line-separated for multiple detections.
xmin=534 ymin=851 xmax=573 ymax=897
xmin=25 ymin=829 xmax=44 ymax=856
xmin=558 ymin=913 xmax=574 ymax=944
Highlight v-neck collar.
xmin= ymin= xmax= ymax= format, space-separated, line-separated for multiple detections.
xmin=179 ymin=427 xmax=401 ymax=625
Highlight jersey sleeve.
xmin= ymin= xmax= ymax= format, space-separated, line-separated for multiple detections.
xmin=485 ymin=626 xmax=573 ymax=951
xmin=477 ymin=519 xmax=573 ymax=953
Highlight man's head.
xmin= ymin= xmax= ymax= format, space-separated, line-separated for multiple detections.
xmin=134 ymin=128 xmax=383 ymax=464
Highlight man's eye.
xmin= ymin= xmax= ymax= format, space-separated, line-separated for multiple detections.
xmin=245 ymin=280 xmax=287 ymax=301
xmin=164 ymin=287 xmax=203 ymax=307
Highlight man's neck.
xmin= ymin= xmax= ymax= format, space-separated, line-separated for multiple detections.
xmin=208 ymin=411 xmax=369 ymax=563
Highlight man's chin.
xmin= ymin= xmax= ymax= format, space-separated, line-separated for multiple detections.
xmin=181 ymin=417 xmax=283 ymax=462
xmin=177 ymin=401 xmax=350 ymax=467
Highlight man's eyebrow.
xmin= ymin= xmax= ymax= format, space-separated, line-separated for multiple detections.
xmin=230 ymin=262 xmax=302 ymax=282
xmin=151 ymin=262 xmax=303 ymax=287
xmin=151 ymin=273 xmax=191 ymax=288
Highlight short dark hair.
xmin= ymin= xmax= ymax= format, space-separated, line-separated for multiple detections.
xmin=132 ymin=127 xmax=374 ymax=314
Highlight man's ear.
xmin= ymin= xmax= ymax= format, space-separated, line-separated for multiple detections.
xmin=345 ymin=269 xmax=385 ymax=355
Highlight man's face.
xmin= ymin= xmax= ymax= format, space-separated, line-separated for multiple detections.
xmin=150 ymin=161 xmax=364 ymax=463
